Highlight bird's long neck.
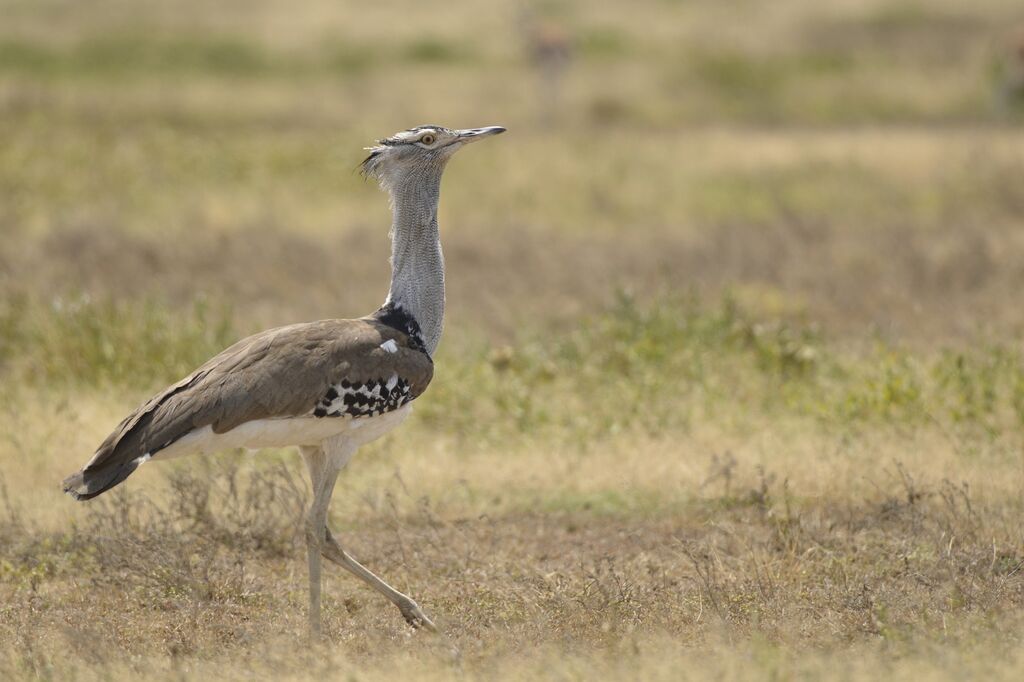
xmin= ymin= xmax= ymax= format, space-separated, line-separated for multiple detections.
xmin=381 ymin=173 xmax=445 ymax=356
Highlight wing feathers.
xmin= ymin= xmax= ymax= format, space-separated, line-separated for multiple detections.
xmin=62 ymin=318 xmax=432 ymax=500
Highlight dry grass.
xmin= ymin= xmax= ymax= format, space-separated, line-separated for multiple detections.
xmin=3 ymin=296 xmax=1024 ymax=678
xmin=3 ymin=0 xmax=1024 ymax=679
xmin=2 ymin=436 xmax=1023 ymax=679
xmin=5 ymin=126 xmax=1024 ymax=343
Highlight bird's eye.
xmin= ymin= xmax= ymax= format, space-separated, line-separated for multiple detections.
xmin=420 ymin=134 xmax=435 ymax=145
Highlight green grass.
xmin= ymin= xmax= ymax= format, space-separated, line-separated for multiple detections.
xmin=0 ymin=294 xmax=235 ymax=387
xmin=0 ymin=34 xmax=484 ymax=80
xmin=0 ymin=0 xmax=1015 ymax=126
xmin=4 ymin=292 xmax=1023 ymax=446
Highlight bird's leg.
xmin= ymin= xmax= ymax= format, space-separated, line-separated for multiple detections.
xmin=301 ymin=445 xmax=338 ymax=637
xmin=319 ymin=528 xmax=438 ymax=632
xmin=303 ymin=438 xmax=437 ymax=633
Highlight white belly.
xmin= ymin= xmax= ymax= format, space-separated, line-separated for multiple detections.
xmin=152 ymin=405 xmax=413 ymax=462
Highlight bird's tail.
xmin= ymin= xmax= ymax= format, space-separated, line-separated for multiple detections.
xmin=62 ymin=458 xmax=142 ymax=501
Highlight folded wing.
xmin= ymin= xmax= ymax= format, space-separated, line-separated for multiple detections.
xmin=62 ymin=318 xmax=433 ymax=500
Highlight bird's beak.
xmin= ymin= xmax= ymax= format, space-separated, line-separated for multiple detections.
xmin=456 ymin=126 xmax=507 ymax=144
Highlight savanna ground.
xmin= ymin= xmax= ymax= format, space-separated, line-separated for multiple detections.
xmin=3 ymin=0 xmax=1024 ymax=679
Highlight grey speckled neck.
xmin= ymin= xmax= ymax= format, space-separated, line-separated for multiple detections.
xmin=383 ymin=167 xmax=445 ymax=356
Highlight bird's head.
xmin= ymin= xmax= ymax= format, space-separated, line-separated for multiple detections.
xmin=360 ymin=124 xmax=505 ymax=191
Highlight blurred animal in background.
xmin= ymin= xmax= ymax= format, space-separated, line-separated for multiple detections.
xmin=518 ymin=5 xmax=573 ymax=126
xmin=995 ymin=25 xmax=1024 ymax=116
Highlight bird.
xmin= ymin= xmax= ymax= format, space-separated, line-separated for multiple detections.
xmin=61 ymin=124 xmax=507 ymax=635
xmin=517 ymin=7 xmax=573 ymax=126
xmin=996 ymin=25 xmax=1024 ymax=114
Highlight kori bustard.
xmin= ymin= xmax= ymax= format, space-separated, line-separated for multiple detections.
xmin=62 ymin=124 xmax=506 ymax=634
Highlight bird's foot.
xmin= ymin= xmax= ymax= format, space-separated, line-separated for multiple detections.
xmin=398 ymin=598 xmax=437 ymax=633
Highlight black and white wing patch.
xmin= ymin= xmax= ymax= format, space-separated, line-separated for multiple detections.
xmin=313 ymin=374 xmax=413 ymax=419
xmin=310 ymin=315 xmax=432 ymax=420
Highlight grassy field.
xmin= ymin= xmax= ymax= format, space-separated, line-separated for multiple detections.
xmin=3 ymin=0 xmax=1024 ymax=679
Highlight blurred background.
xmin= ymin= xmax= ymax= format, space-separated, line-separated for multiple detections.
xmin=3 ymin=0 xmax=1024 ymax=678
xmin=2 ymin=0 xmax=1024 ymax=344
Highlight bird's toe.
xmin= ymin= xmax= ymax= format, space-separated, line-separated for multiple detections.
xmin=399 ymin=600 xmax=438 ymax=632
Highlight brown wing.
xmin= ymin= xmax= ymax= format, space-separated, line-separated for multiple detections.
xmin=62 ymin=318 xmax=432 ymax=500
